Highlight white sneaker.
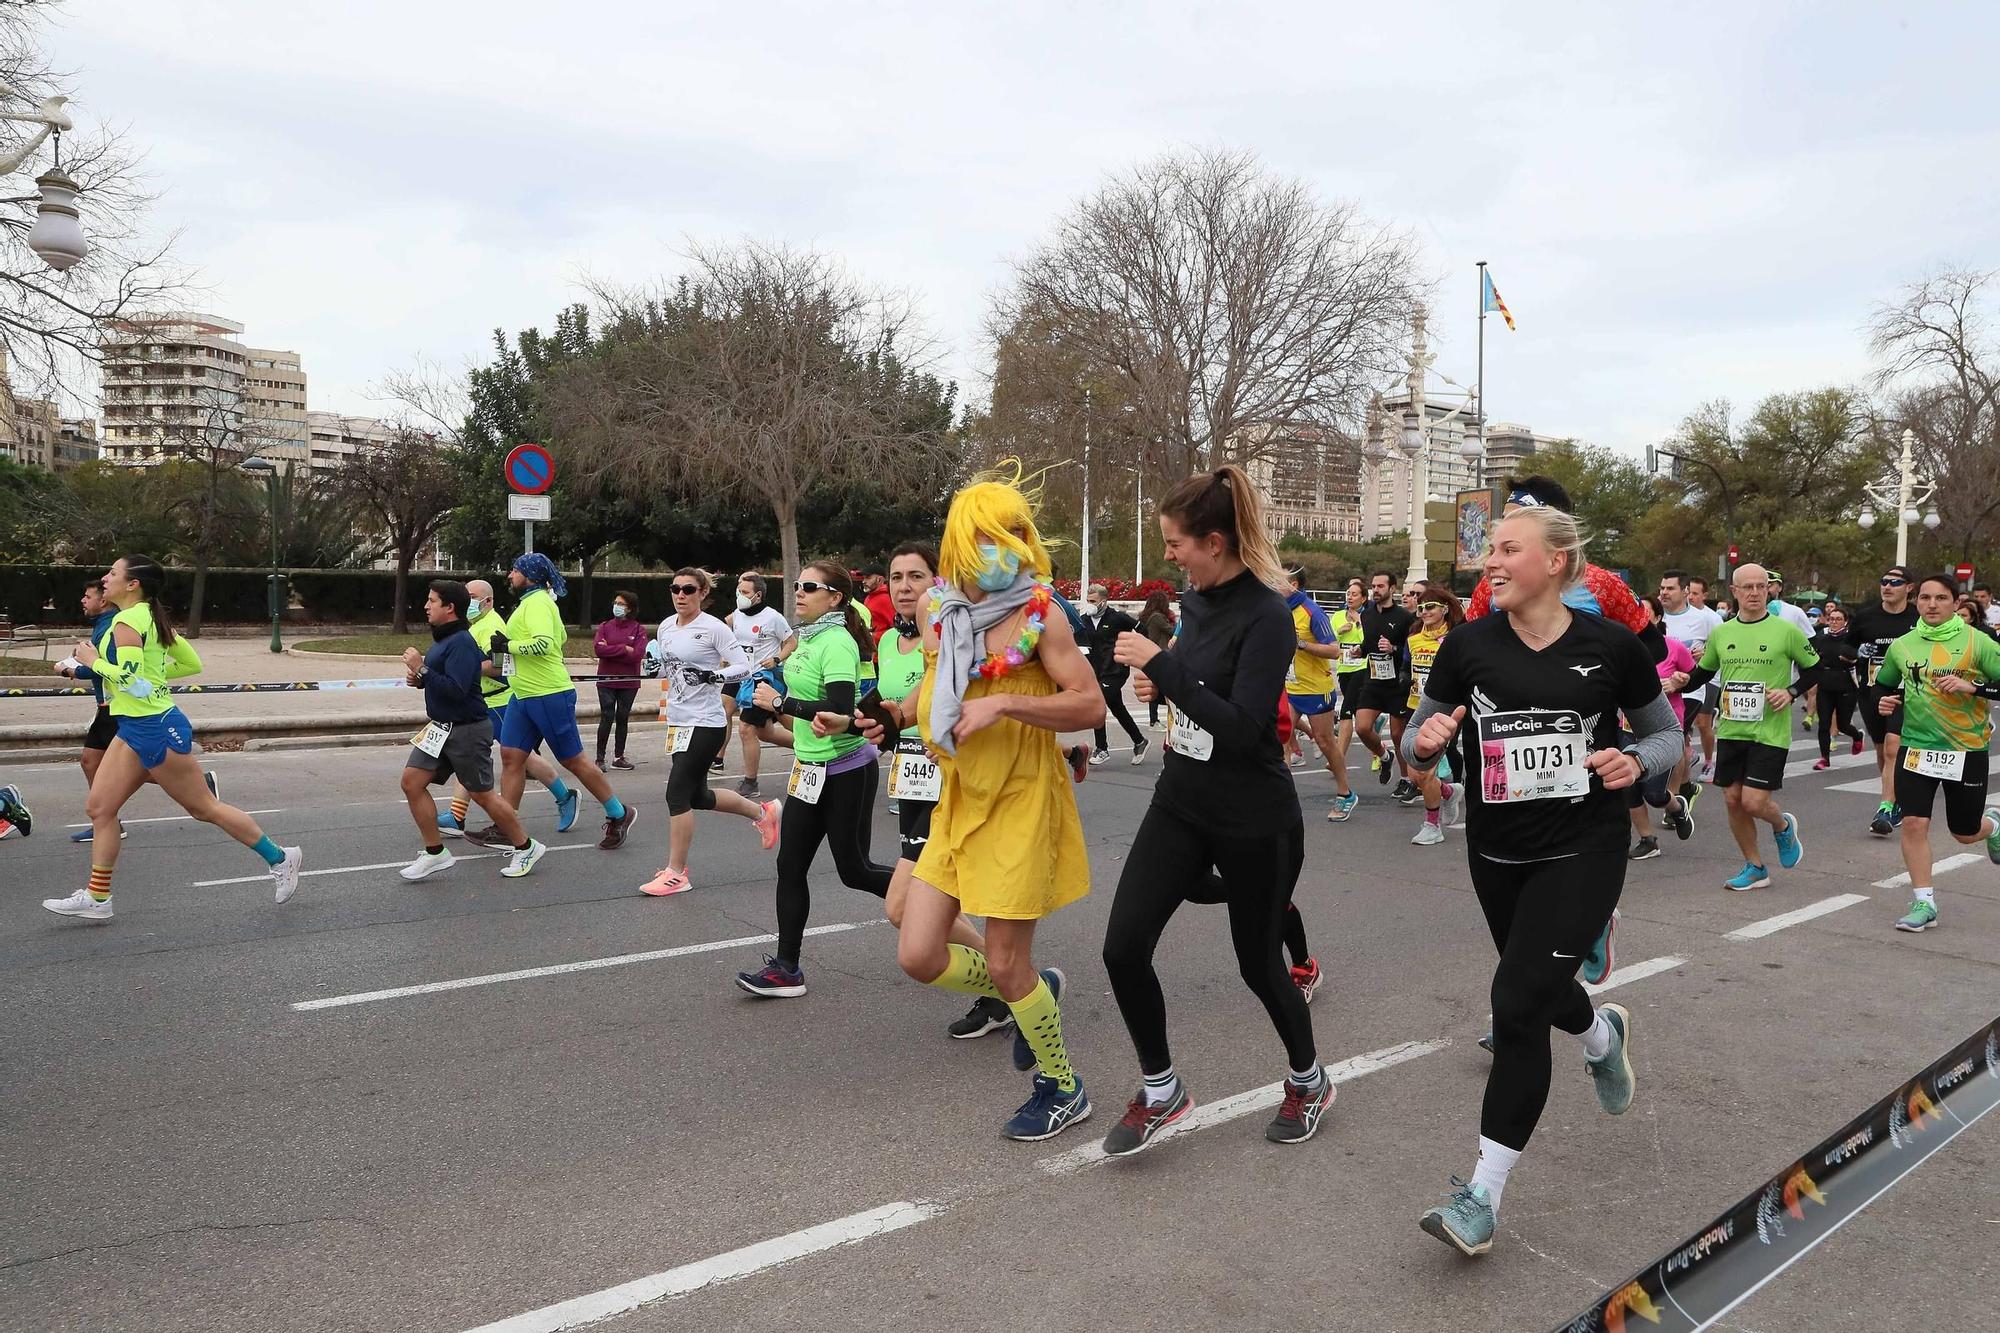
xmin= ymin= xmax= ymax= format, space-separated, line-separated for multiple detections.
xmin=500 ymin=839 xmax=546 ymax=878
xmin=1131 ymin=739 xmax=1150 ymax=765
xmin=1443 ymin=783 xmax=1466 ymax=829
xmin=272 ymin=846 xmax=304 ymax=901
xmin=43 ymin=888 xmax=113 ymax=921
xmin=1412 ymin=821 xmax=1445 ymax=846
xmin=1089 ymin=750 xmax=1110 ymax=766
xmin=399 ymin=848 xmax=455 ymax=882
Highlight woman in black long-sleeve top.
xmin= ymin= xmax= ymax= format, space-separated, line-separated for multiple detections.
xmin=1809 ymin=602 xmax=1864 ymax=768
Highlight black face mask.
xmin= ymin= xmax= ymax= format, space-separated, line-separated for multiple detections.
xmin=893 ymin=615 xmax=920 ymax=640
xmin=430 ymin=615 xmax=466 ymax=642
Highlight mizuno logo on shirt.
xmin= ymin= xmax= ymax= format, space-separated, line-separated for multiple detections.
xmin=1570 ymin=665 xmax=1602 ymax=677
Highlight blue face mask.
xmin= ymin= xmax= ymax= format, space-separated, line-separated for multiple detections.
xmin=974 ymin=543 xmax=1021 ymax=592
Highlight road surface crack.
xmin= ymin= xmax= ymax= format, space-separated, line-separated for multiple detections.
xmin=0 ymin=1215 xmax=381 ymax=1271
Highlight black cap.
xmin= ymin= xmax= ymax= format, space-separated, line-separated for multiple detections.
xmin=1882 ymin=564 xmax=1914 ymax=582
xmin=861 ymin=562 xmax=886 ymax=577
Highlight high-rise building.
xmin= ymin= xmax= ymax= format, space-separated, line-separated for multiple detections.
xmin=1241 ymin=423 xmax=1364 ymax=544
xmin=54 ymin=417 xmax=101 ymax=470
xmin=1484 ymin=422 xmax=1564 ymax=481
xmin=0 ymin=345 xmax=62 ymax=469
xmin=98 ymin=313 xmax=309 ymax=468
xmin=1360 ymin=390 xmax=1486 ymax=541
xmin=244 ymin=347 xmax=309 ymax=463
xmin=305 ymin=410 xmax=394 ymax=473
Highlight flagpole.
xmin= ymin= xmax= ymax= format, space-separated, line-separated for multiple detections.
xmin=1475 ymin=260 xmax=1487 ymax=488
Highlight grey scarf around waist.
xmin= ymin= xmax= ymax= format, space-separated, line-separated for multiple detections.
xmin=927 ymin=573 xmax=1041 ymax=757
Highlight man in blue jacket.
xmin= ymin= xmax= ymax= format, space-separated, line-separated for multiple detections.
xmin=397 ymin=580 xmax=546 ymax=882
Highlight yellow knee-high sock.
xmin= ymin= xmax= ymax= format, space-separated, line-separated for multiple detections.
xmin=926 ymin=943 xmax=1003 ymax=999
xmin=1008 ymin=978 xmax=1076 ymax=1092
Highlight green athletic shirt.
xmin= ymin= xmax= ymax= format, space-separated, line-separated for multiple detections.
xmin=99 ymin=603 xmax=172 ymax=718
xmin=502 ymin=588 xmax=572 ymax=699
xmin=1332 ymin=607 xmax=1367 ymax=676
xmin=788 ymin=626 xmax=865 ymax=764
xmin=876 ymin=630 xmax=926 ymax=704
xmin=1697 ymin=612 xmax=1819 ymax=748
xmin=1873 ymin=622 xmax=2000 ymax=753
xmin=468 ymin=611 xmax=513 ymax=709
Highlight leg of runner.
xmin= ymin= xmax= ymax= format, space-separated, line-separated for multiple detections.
xmin=1308 ymin=709 xmax=1351 ymax=800
xmin=1411 ymin=764 xmax=1457 ymax=846
xmin=644 ymin=725 xmax=775 ymax=896
xmin=738 ymin=762 xmax=890 ymax=994
xmin=1102 ymin=679 xmax=1149 ymax=762
xmin=1354 ymin=707 xmax=1391 ymax=783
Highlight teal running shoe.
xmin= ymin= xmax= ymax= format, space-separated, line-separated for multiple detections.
xmin=1894 ymin=899 xmax=1938 ymax=932
xmin=1585 ymin=1003 xmax=1635 ymax=1115
xmin=1724 ymin=862 xmax=1770 ymax=892
xmin=1582 ymin=909 xmax=1618 ymax=987
xmin=1420 ymin=1178 xmax=1496 ymax=1256
xmin=554 ymin=786 xmax=580 ymax=834
xmin=1773 ymin=812 xmax=1803 ymax=869
xmin=435 ymin=808 xmax=464 ymax=837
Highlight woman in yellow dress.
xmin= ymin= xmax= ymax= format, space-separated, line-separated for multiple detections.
xmin=864 ymin=469 xmax=1103 ymax=1140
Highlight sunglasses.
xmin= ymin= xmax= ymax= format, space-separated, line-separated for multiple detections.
xmin=794 ymin=579 xmax=835 ymax=594
xmin=1880 ymin=577 xmax=1909 ymax=587
xmin=670 ymin=584 xmax=701 ymax=596
xmin=1417 ymin=602 xmax=1445 ymax=613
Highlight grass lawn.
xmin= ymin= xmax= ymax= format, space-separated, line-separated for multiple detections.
xmin=292 ymin=631 xmax=591 ymax=657
xmin=1 ymin=652 xmax=64 ymax=674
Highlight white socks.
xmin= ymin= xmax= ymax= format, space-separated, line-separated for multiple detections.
xmin=1142 ymin=1067 xmax=1180 ymax=1106
xmin=1472 ymin=1136 xmax=1520 ymax=1210
xmin=1580 ymin=1008 xmax=1615 ymax=1062
xmin=1914 ymin=885 xmax=1936 ymax=905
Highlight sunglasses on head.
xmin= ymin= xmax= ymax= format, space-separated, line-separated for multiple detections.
xmin=670 ymin=584 xmax=701 ymax=596
xmin=1880 ymin=577 xmax=1909 ymax=587
xmin=794 ymin=579 xmax=834 ymax=594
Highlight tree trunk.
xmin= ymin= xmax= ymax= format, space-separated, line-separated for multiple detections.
xmin=187 ymin=560 xmax=208 ymax=638
xmin=391 ymin=552 xmax=412 ymax=635
xmin=577 ymin=551 xmax=597 ymax=630
xmin=775 ymin=494 xmax=801 ymax=604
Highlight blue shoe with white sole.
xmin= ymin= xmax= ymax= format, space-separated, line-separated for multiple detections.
xmin=1003 ymin=1074 xmax=1091 ymax=1141
xmin=1773 ymin=812 xmax=1803 ymax=869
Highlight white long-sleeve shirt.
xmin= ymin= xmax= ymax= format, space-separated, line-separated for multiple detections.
xmin=652 ymin=612 xmax=752 ymax=727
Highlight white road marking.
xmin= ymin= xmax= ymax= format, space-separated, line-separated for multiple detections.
xmin=1585 ymin=954 xmax=1686 ymax=995
xmin=1829 ymin=775 xmax=2000 ymax=795
xmin=194 ymin=840 xmax=600 ymax=886
xmin=293 ymin=920 xmax=886 ymax=1011
xmin=1781 ymin=751 xmax=1877 ymax=780
xmin=460 ymin=1200 xmax=940 ymax=1333
xmin=66 ymin=808 xmax=280 ymax=828
xmin=1873 ymin=851 xmax=1984 ymax=889
xmin=1035 ymin=1040 xmax=1448 ymax=1178
xmin=1724 ymin=893 xmax=1871 ymax=941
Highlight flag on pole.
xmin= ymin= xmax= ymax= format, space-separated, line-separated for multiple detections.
xmin=1481 ymin=270 xmax=1516 ymax=331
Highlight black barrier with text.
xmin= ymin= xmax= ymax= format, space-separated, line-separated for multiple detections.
xmin=1554 ymin=1013 xmax=2000 ymax=1332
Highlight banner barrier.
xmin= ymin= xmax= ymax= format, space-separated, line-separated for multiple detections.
xmin=1553 ymin=1013 xmax=2000 ymax=1333
xmin=1 ymin=674 xmax=649 ymax=699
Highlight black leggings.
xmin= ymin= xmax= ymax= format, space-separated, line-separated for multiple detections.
xmin=1096 ymin=678 xmax=1145 ymax=750
xmin=1817 ymin=684 xmax=1862 ymax=759
xmin=1103 ymin=806 xmax=1315 ymax=1074
xmin=1186 ymin=870 xmax=1310 ymax=966
xmin=774 ymin=760 xmax=893 ymax=965
xmin=595 ymin=686 xmax=637 ymax=759
xmin=1471 ymin=847 xmax=1624 ymax=1151
xmin=665 ymin=725 xmax=729 ymax=815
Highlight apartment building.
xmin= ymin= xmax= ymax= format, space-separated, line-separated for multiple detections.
xmin=98 ymin=313 xmax=310 ymax=468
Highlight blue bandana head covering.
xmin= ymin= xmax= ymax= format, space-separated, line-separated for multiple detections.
xmin=512 ymin=552 xmax=568 ymax=599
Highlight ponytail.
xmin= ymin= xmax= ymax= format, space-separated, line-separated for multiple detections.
xmin=1158 ymin=464 xmax=1287 ymax=592
xmin=121 ymin=554 xmax=177 ymax=646
xmin=803 ymin=561 xmax=875 ymax=661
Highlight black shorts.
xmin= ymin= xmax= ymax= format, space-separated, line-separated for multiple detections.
xmin=1860 ymin=687 xmax=1904 ymax=744
xmin=1893 ymin=749 xmax=1991 ymax=837
xmin=897 ymin=797 xmax=935 ymax=863
xmin=1714 ymin=738 xmax=1788 ymax=792
xmin=83 ymin=704 xmax=118 ymax=752
xmin=1356 ymin=678 xmax=1412 ymax=718
xmin=405 ymin=716 xmax=497 ymax=792
xmin=1686 ymin=686 xmax=1716 ymax=719
xmin=1336 ymin=672 xmax=1366 ymax=720
xmin=665 ymin=724 xmax=731 ymax=814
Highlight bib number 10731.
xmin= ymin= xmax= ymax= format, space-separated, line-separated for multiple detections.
xmin=1477 ymin=710 xmax=1588 ymax=804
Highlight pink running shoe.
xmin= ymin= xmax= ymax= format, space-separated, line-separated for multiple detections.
xmin=755 ymin=800 xmax=782 ymax=851
xmin=640 ymin=867 xmax=692 ymax=897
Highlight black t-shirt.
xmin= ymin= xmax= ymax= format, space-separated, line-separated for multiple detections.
xmin=1421 ymin=611 xmax=1663 ymax=858
xmin=1143 ymin=568 xmax=1299 ymax=837
xmin=1809 ymin=630 xmax=1859 ymax=689
xmin=1846 ymin=603 xmax=1918 ymax=690
xmin=1359 ymin=600 xmax=1416 ymax=681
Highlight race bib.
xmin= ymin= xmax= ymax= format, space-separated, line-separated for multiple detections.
xmin=1413 ymin=668 xmax=1431 ymax=699
xmin=1722 ymin=681 xmax=1766 ymax=723
xmin=887 ymin=736 xmax=942 ymax=802
xmin=663 ymin=725 xmax=693 ymax=755
xmin=1337 ymin=644 xmax=1363 ymax=670
xmin=1368 ymin=652 xmax=1398 ymax=682
xmin=1902 ymin=747 xmax=1967 ymax=781
xmin=1864 ymin=660 xmax=1880 ymax=687
xmin=787 ymin=760 xmax=827 ymax=805
xmin=1477 ymin=710 xmax=1589 ymax=804
xmin=412 ymin=721 xmax=452 ymax=757
xmin=498 ymin=652 xmax=515 ymax=679
xmin=1165 ymin=705 xmax=1214 ymax=761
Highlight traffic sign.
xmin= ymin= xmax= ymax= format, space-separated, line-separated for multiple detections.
xmin=507 ymin=494 xmax=551 ymax=522
xmin=504 ymin=443 xmax=554 ymax=495
xmin=1955 ymin=562 xmax=1974 ymax=586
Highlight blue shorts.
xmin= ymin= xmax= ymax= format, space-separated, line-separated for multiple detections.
xmin=500 ymin=689 xmax=584 ymax=761
xmin=1287 ymin=691 xmax=1336 ymax=718
xmin=116 ymin=706 xmax=195 ymax=769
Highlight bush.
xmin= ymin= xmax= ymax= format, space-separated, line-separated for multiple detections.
xmin=1050 ymin=577 xmax=1177 ymax=603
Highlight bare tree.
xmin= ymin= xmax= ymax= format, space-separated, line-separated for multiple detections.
xmin=1870 ymin=267 xmax=2000 ymax=561
xmin=991 ymin=147 xmax=1420 ymax=477
xmin=330 ymin=421 xmax=460 ymax=634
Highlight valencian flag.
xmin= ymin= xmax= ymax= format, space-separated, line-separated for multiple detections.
xmin=1482 ymin=269 xmax=1516 ymax=331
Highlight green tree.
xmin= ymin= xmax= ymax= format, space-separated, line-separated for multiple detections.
xmin=0 ymin=456 xmax=66 ymax=561
xmin=1519 ymin=440 xmax=1662 ymax=576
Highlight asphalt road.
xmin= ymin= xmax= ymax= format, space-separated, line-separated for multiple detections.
xmin=2 ymin=719 xmax=1996 ymax=1332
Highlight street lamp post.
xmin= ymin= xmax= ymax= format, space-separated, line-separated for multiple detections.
xmin=240 ymin=458 xmax=283 ymax=653
xmin=1857 ymin=428 xmax=1939 ymax=567
xmin=1079 ymin=385 xmax=1092 ymax=594
xmin=0 ymin=86 xmax=88 ymax=270
xmin=1397 ymin=305 xmax=1479 ymax=586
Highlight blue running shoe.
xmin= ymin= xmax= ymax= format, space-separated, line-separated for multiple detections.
xmin=69 ymin=825 xmax=93 ymax=843
xmin=734 ymin=955 xmax=805 ymax=998
xmin=1003 ymin=1074 xmax=1091 ymax=1141
xmin=1327 ymin=791 xmax=1360 ymax=822
xmin=1582 ymin=908 xmax=1617 ymax=987
xmin=436 ymin=808 xmax=464 ymax=838
xmin=1420 ymin=1178 xmax=1496 ymax=1256
xmin=1012 ymin=966 xmax=1064 ymax=1072
xmin=1724 ymin=862 xmax=1770 ymax=892
xmin=554 ymin=787 xmax=581 ymax=834
xmin=1773 ymin=812 xmax=1803 ymax=869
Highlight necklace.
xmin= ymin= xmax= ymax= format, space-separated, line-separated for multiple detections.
xmin=1511 ymin=609 xmax=1568 ymax=647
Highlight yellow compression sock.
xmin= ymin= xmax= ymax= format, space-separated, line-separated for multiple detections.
xmin=926 ymin=943 xmax=1002 ymax=998
xmin=1009 ymin=978 xmax=1077 ymax=1092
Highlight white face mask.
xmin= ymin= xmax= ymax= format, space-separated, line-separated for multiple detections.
xmin=736 ymin=594 xmax=755 ymax=612
xmin=467 ymin=598 xmax=483 ymax=618
xmin=612 ymin=604 xmax=629 ymax=619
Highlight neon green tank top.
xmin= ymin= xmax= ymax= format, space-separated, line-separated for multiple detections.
xmin=877 ymin=630 xmax=926 ymax=703
xmin=103 ymin=602 xmax=172 ymax=718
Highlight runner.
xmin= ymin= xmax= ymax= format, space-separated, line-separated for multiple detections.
xmin=1328 ymin=576 xmax=1369 ymax=821
xmin=727 ymin=572 xmax=796 ymax=799
xmin=1871 ymin=573 xmax=2000 ymax=933
xmin=1097 ymin=464 xmax=1331 ymax=1156
xmin=1401 ymin=506 xmax=1681 ymax=1256
xmin=591 ymin=589 xmax=648 ymax=771
xmin=1847 ymin=565 xmax=1920 ymax=837
xmin=874 ymin=470 xmax=1101 ymax=1141
xmin=1808 ymin=602 xmax=1864 ymax=769
xmin=1626 ymin=595 xmax=1698 ymax=861
xmin=396 ymin=580 xmax=545 ymax=882
xmin=42 ymin=556 xmax=302 ymax=923
xmin=1081 ymin=584 xmax=1149 ymax=765
xmin=493 ymin=553 xmax=636 ymax=850
xmin=1659 ymin=569 xmax=1722 ymax=786
xmin=1280 ymin=566 xmax=1354 ymax=813
xmin=734 ymin=562 xmax=895 ymax=996
xmin=1671 ymin=563 xmax=1819 ymax=891
xmin=1138 ymin=590 xmax=1176 ymax=729
xmin=639 ymin=569 xmax=781 ymax=898
xmin=437 ymin=578 xmax=579 ymax=846
xmin=1353 ymin=570 xmax=1416 ymax=800
xmin=1405 ymin=582 xmax=1465 ymax=846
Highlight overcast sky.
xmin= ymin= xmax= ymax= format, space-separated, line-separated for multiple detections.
xmin=54 ymin=2 xmax=1998 ymax=454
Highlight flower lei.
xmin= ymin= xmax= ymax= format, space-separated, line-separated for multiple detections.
xmin=928 ymin=579 xmax=1054 ymax=680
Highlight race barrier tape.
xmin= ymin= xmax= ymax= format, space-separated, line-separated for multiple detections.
xmin=0 ymin=674 xmax=650 ymax=699
xmin=1553 ymin=1012 xmax=2000 ymax=1332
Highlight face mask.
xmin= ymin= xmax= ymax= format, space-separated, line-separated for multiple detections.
xmin=467 ymin=598 xmax=483 ymax=618
xmin=736 ymin=594 xmax=755 ymax=612
xmin=974 ymin=543 xmax=1021 ymax=593
xmin=612 ymin=604 xmax=628 ymax=619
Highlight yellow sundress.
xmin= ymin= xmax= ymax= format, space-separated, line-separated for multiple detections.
xmin=911 ymin=649 xmax=1090 ymax=920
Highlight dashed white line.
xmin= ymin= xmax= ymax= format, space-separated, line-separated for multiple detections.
xmin=1724 ymin=893 xmax=1871 ymax=941
xmin=1585 ymin=954 xmax=1686 ymax=995
xmin=195 ymin=840 xmax=600 ymax=886
xmin=1873 ymin=851 xmax=1984 ymax=890
xmin=66 ymin=808 xmax=281 ymax=828
xmin=293 ymin=920 xmax=887 ymax=1011
xmin=459 ymin=1200 xmax=941 ymax=1333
